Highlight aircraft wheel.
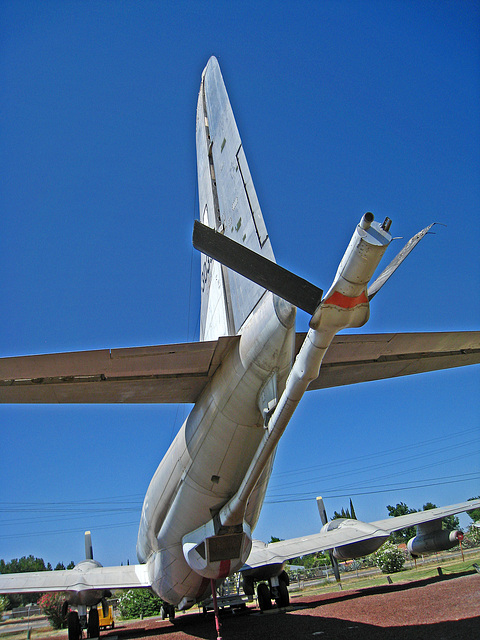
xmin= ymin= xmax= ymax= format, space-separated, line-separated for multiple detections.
xmin=279 ymin=569 xmax=290 ymax=586
xmin=242 ymin=575 xmax=254 ymax=596
xmin=87 ymin=607 xmax=100 ymax=638
xmin=275 ymin=579 xmax=290 ymax=608
xmin=256 ymin=582 xmax=272 ymax=611
xmin=67 ymin=611 xmax=82 ymax=640
xmin=168 ymin=604 xmax=176 ymax=622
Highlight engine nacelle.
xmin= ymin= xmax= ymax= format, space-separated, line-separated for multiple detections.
xmin=320 ymin=518 xmax=390 ymax=560
xmin=333 ymin=536 xmax=387 ymax=561
xmin=407 ymin=530 xmax=463 ymax=558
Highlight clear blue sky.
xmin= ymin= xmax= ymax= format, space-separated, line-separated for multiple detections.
xmin=1 ymin=1 xmax=479 ymax=568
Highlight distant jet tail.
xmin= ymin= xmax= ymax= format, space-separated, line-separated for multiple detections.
xmin=196 ymin=56 xmax=276 ymax=340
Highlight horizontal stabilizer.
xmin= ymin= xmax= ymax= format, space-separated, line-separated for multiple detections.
xmin=1 ymin=331 xmax=477 ymax=403
xmin=305 ymin=331 xmax=480 ymax=390
xmin=193 ymin=220 xmax=323 ymax=314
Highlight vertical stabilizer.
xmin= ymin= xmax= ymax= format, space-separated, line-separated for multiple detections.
xmin=196 ymin=56 xmax=275 ymax=341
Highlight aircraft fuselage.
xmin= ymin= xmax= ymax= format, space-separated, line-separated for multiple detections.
xmin=137 ymin=292 xmax=296 ymax=607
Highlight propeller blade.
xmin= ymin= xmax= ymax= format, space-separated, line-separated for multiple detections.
xmin=316 ymin=496 xmax=328 ymax=526
xmin=101 ymin=598 xmax=109 ymax=618
xmin=328 ymin=550 xmax=342 ymax=587
xmin=317 ymin=497 xmax=342 ymax=588
xmin=85 ymin=531 xmax=93 ymax=560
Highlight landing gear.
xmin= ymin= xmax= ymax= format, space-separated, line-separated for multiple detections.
xmin=87 ymin=607 xmax=100 ymax=638
xmin=67 ymin=611 xmax=82 ymax=640
xmin=256 ymin=582 xmax=272 ymax=611
xmin=160 ymin=603 xmax=175 ymax=622
xmin=275 ymin=578 xmax=290 ymax=608
xmin=256 ymin=572 xmax=290 ymax=611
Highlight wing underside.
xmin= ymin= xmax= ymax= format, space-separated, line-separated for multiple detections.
xmin=0 ymin=564 xmax=150 ymax=594
xmin=0 ymin=331 xmax=478 ymax=403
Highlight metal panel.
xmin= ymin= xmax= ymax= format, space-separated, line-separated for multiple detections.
xmin=193 ymin=220 xmax=323 ymax=314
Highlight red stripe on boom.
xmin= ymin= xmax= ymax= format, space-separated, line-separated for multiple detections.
xmin=324 ymin=290 xmax=368 ymax=309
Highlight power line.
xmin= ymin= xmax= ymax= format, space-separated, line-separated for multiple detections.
xmin=265 ymin=473 xmax=480 ymax=503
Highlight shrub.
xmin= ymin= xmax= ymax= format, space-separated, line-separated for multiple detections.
xmin=0 ymin=595 xmax=10 ymax=619
xmin=374 ymin=542 xmax=405 ymax=574
xmin=37 ymin=593 xmax=66 ymax=629
xmin=117 ymin=589 xmax=163 ymax=619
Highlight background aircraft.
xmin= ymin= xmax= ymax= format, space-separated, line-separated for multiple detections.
xmin=1 ymin=56 xmax=479 ymax=640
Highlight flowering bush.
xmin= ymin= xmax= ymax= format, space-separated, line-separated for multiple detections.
xmin=374 ymin=542 xmax=405 ymax=574
xmin=117 ymin=589 xmax=163 ymax=619
xmin=37 ymin=592 xmax=66 ymax=629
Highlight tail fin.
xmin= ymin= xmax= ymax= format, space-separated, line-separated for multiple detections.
xmin=196 ymin=56 xmax=275 ymax=340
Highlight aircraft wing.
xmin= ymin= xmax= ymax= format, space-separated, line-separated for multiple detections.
xmin=370 ymin=500 xmax=480 ymax=533
xmin=243 ymin=522 xmax=390 ymax=569
xmin=0 ymin=563 xmax=150 ymax=594
xmin=243 ymin=499 xmax=480 ymax=569
xmin=1 ymin=331 xmax=478 ymax=403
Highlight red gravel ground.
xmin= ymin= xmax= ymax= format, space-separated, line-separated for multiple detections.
xmin=96 ymin=571 xmax=479 ymax=640
xmin=33 ymin=571 xmax=479 ymax=640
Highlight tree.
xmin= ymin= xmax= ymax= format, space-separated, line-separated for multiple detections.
xmin=0 ymin=595 xmax=9 ymax=618
xmin=0 ymin=556 xmax=49 ymax=574
xmin=386 ymin=502 xmax=417 ymax=544
xmin=117 ymin=589 xmax=163 ymax=619
xmin=333 ymin=499 xmax=357 ymax=520
xmin=0 ymin=556 xmax=49 ymax=607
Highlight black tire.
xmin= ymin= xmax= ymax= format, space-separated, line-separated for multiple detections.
xmin=87 ymin=607 xmax=100 ymax=638
xmin=242 ymin=575 xmax=254 ymax=596
xmin=256 ymin=582 xmax=272 ymax=611
xmin=275 ymin=579 xmax=290 ymax=608
xmin=279 ymin=569 xmax=290 ymax=587
xmin=68 ymin=611 xmax=82 ymax=640
xmin=168 ymin=604 xmax=176 ymax=622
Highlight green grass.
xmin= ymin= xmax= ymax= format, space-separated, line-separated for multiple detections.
xmin=292 ymin=548 xmax=480 ymax=597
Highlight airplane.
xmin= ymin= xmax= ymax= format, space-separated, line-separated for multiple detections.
xmin=1 ymin=56 xmax=479 ymax=640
